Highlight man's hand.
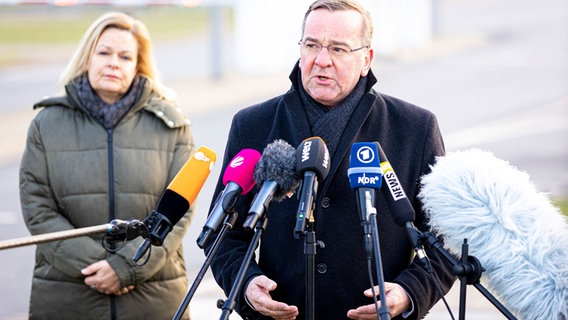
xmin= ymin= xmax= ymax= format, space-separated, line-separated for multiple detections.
xmin=245 ymin=275 xmax=299 ymax=320
xmin=347 ymin=282 xmax=411 ymax=319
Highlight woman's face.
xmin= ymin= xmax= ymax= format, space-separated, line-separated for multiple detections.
xmin=88 ymin=27 xmax=138 ymax=104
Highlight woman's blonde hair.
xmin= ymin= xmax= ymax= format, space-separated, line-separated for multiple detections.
xmin=58 ymin=11 xmax=172 ymax=99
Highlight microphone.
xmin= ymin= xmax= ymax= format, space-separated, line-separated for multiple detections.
xmin=133 ymin=145 xmax=216 ymax=262
xmin=196 ymin=149 xmax=262 ymax=249
xmin=374 ymin=141 xmax=430 ymax=271
xmin=347 ymin=142 xmax=382 ymax=252
xmin=104 ymin=219 xmax=145 ymax=244
xmin=349 ymin=142 xmax=394 ymax=319
xmin=418 ymin=148 xmax=568 ymax=320
xmin=293 ymin=136 xmax=330 ymax=238
xmin=347 ymin=142 xmax=383 ymax=218
xmin=243 ymin=139 xmax=300 ymax=231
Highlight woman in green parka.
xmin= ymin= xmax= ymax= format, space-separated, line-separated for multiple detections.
xmin=19 ymin=12 xmax=194 ymax=320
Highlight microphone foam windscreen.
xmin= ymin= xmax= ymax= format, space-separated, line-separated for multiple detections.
xmin=157 ymin=145 xmax=216 ymax=224
xmin=418 ymin=148 xmax=568 ymax=319
xmin=223 ymin=148 xmax=262 ymax=194
xmin=254 ymin=139 xmax=300 ymax=201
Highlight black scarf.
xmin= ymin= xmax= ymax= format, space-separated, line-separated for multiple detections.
xmin=298 ymin=71 xmax=369 ymax=157
xmin=75 ymin=74 xmax=142 ymax=129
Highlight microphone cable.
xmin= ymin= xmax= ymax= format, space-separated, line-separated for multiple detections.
xmin=419 ymin=232 xmax=456 ymax=320
xmin=366 ymin=257 xmax=382 ymax=319
xmin=101 ymin=219 xmax=153 ymax=265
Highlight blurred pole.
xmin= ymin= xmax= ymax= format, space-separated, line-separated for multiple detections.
xmin=209 ymin=4 xmax=223 ymax=81
xmin=432 ymin=0 xmax=440 ymax=38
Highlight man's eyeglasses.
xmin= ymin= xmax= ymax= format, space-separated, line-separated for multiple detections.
xmin=298 ymin=40 xmax=368 ymax=58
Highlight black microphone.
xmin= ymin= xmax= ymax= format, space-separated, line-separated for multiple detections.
xmin=419 ymin=148 xmax=568 ymax=320
xmin=347 ymin=142 xmax=383 ymax=253
xmin=133 ymin=146 xmax=216 ymax=262
xmin=374 ymin=141 xmax=431 ymax=271
xmin=243 ymin=139 xmax=300 ymax=231
xmin=196 ymin=149 xmax=262 ymax=249
xmin=104 ymin=219 xmax=145 ymax=244
xmin=293 ymin=136 xmax=330 ymax=238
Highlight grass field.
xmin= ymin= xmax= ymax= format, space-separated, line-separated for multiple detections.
xmin=0 ymin=6 xmax=217 ymax=43
xmin=0 ymin=4 xmax=232 ymax=65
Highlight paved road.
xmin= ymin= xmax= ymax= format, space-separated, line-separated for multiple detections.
xmin=0 ymin=0 xmax=567 ymax=319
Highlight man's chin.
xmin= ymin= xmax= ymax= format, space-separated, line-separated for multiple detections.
xmin=307 ymin=90 xmax=339 ymax=107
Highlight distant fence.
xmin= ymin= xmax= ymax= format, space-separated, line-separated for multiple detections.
xmin=0 ymin=0 xmax=226 ymax=6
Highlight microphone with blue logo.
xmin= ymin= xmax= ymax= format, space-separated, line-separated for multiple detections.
xmin=348 ymin=141 xmax=391 ymax=320
xmin=347 ymin=142 xmax=383 ymax=233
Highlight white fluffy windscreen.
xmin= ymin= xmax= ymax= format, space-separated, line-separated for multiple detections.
xmin=418 ymin=148 xmax=568 ymax=320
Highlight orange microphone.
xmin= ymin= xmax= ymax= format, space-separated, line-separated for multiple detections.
xmin=133 ymin=145 xmax=216 ymax=262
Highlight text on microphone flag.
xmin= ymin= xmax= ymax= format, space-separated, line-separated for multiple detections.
xmin=300 ymin=140 xmax=312 ymax=163
xmin=381 ymin=162 xmax=407 ymax=201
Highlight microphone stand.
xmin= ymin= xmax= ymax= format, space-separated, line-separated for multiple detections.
xmin=0 ymin=224 xmax=113 ymax=251
xmin=218 ymin=217 xmax=269 ymax=320
xmin=294 ymin=175 xmax=324 ymax=320
xmin=172 ymin=212 xmax=239 ymax=320
xmin=364 ymin=191 xmax=391 ymax=320
xmin=421 ymin=232 xmax=518 ymax=320
xmin=297 ymin=216 xmax=325 ymax=320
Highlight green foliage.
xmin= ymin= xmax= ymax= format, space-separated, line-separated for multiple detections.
xmin=553 ymin=198 xmax=568 ymax=217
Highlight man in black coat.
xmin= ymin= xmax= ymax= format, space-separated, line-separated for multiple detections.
xmin=206 ymin=1 xmax=456 ymax=319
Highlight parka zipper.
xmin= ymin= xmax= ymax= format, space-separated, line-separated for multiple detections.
xmin=107 ymin=128 xmax=117 ymax=320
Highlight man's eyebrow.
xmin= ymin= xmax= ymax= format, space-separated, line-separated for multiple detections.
xmin=302 ymin=37 xmax=350 ymax=46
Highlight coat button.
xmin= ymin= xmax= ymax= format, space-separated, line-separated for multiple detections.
xmin=317 ymin=263 xmax=327 ymax=274
xmin=321 ymin=197 xmax=330 ymax=208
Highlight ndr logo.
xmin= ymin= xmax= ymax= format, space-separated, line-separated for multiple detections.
xmin=358 ymin=174 xmax=380 ymax=185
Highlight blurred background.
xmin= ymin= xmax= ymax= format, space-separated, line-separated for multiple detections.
xmin=0 ymin=0 xmax=566 ymax=319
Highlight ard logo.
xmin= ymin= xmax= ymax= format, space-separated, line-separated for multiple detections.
xmin=356 ymin=146 xmax=375 ymax=164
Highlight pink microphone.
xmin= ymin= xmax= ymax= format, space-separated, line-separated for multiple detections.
xmin=197 ymin=149 xmax=262 ymax=248
xmin=222 ymin=149 xmax=261 ymax=194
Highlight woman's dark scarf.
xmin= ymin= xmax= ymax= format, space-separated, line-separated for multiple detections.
xmin=298 ymin=71 xmax=369 ymax=157
xmin=76 ymin=74 xmax=142 ymax=129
